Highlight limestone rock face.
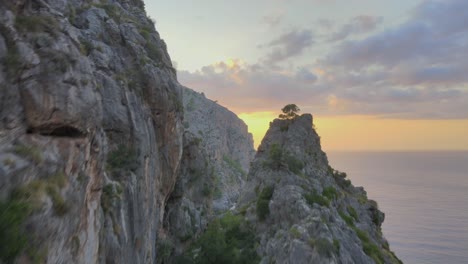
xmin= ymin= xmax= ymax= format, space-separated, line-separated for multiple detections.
xmin=237 ymin=114 xmax=401 ymax=264
xmin=161 ymin=88 xmax=255 ymax=258
xmin=0 ymin=1 xmax=183 ymax=263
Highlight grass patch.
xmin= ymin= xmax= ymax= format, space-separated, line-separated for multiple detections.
xmin=347 ymin=206 xmax=358 ymax=221
xmin=339 ymin=210 xmax=355 ymax=227
xmin=15 ymin=15 xmax=59 ymax=36
xmin=13 ymin=144 xmax=42 ymax=164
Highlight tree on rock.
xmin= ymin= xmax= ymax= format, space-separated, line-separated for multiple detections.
xmin=279 ymin=104 xmax=300 ymax=119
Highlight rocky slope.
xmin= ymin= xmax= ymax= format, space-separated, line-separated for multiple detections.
xmin=235 ymin=114 xmax=401 ymax=264
xmin=0 ymin=0 xmax=184 ymax=263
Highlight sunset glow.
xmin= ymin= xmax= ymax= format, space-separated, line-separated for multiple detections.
xmin=146 ymin=0 xmax=468 ymax=151
xmin=239 ymin=112 xmax=468 ymax=151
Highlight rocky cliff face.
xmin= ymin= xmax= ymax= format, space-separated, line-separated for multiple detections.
xmin=161 ymin=88 xmax=255 ymax=259
xmin=0 ymin=0 xmax=183 ymax=263
xmin=236 ymin=114 xmax=401 ymax=264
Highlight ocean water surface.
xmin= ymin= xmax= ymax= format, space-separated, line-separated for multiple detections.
xmin=327 ymin=151 xmax=468 ymax=264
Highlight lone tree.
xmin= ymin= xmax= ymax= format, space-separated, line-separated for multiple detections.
xmin=279 ymin=104 xmax=300 ymax=119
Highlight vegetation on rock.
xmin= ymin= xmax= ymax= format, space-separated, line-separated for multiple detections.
xmin=176 ymin=212 xmax=259 ymax=264
xmin=278 ymin=104 xmax=300 ymax=119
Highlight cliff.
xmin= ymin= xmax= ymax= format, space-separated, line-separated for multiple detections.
xmin=0 ymin=0 xmax=183 ymax=263
xmin=160 ymin=88 xmax=255 ymax=260
xmin=235 ymin=114 xmax=401 ymax=264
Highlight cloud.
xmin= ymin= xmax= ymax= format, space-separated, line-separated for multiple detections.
xmin=179 ymin=0 xmax=468 ymax=119
xmin=179 ymin=61 xmax=323 ymax=113
xmin=324 ymin=0 xmax=468 ymax=72
xmin=261 ymin=29 xmax=314 ymax=65
xmin=328 ymin=15 xmax=383 ymax=42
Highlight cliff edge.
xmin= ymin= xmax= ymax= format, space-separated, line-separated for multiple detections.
xmin=236 ymin=114 xmax=401 ymax=264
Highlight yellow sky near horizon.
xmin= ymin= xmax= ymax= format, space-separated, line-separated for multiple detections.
xmin=238 ymin=112 xmax=468 ymax=151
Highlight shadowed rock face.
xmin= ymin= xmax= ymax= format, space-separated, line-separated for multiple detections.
xmin=0 ymin=0 xmax=183 ymax=263
xmin=161 ymin=88 xmax=255 ymax=257
xmin=237 ymin=114 xmax=401 ymax=264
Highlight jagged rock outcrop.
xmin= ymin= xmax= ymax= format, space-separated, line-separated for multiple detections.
xmin=161 ymin=88 xmax=255 ymax=259
xmin=236 ymin=114 xmax=401 ymax=264
xmin=0 ymin=0 xmax=183 ymax=263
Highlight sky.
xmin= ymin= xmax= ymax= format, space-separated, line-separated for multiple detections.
xmin=144 ymin=0 xmax=468 ymax=151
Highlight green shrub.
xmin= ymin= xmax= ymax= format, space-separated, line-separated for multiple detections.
xmin=202 ymin=184 xmax=212 ymax=197
xmin=256 ymin=185 xmax=274 ymax=221
xmin=180 ymin=212 xmax=259 ymax=264
xmin=13 ymin=144 xmax=42 ymax=164
xmin=0 ymin=199 xmax=31 ymax=262
xmin=304 ymin=191 xmax=329 ymax=207
xmin=268 ymin=143 xmax=283 ymax=170
xmin=107 ymin=144 xmax=138 ymax=172
xmin=353 ymin=228 xmax=384 ymax=264
xmin=146 ymin=42 xmax=162 ymax=62
xmin=285 ymin=155 xmax=303 ymax=174
xmin=258 ymin=186 xmax=274 ymax=200
xmin=156 ymin=239 xmax=174 ymax=264
xmin=322 ymin=186 xmax=338 ymax=201
xmin=256 ymin=199 xmax=270 ymax=221
xmin=330 ymin=168 xmax=351 ymax=188
xmin=289 ymin=227 xmax=300 ymax=238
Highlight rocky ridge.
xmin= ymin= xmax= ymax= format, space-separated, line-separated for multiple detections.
xmin=236 ymin=114 xmax=401 ymax=264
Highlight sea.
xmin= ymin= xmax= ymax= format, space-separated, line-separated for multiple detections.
xmin=327 ymin=151 xmax=468 ymax=264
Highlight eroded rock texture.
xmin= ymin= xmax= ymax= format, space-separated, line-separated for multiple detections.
xmin=237 ymin=114 xmax=401 ymax=264
xmin=0 ymin=0 xmax=183 ymax=263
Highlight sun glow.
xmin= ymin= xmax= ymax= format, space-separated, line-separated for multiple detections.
xmin=238 ymin=113 xmax=468 ymax=151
